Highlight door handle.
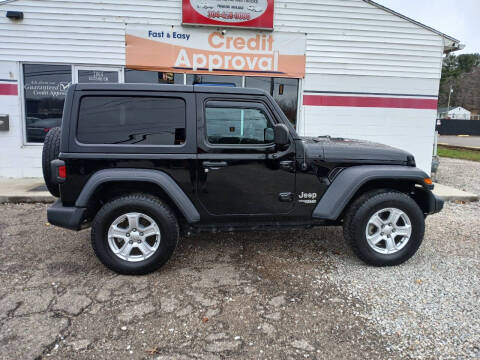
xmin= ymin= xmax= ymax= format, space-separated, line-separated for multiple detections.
xmin=202 ymin=161 xmax=228 ymax=171
xmin=278 ymin=192 xmax=294 ymax=202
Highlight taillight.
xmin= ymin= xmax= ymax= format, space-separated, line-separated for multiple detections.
xmin=51 ymin=159 xmax=66 ymax=184
xmin=58 ymin=165 xmax=66 ymax=179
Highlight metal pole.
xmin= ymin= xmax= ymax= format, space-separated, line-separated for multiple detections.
xmin=447 ymin=85 xmax=453 ymax=110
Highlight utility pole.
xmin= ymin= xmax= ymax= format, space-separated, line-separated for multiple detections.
xmin=447 ymin=85 xmax=453 ymax=111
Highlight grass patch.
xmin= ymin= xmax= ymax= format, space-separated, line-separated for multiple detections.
xmin=438 ymin=145 xmax=480 ymax=162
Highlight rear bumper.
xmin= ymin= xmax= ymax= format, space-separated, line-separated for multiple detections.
xmin=427 ymin=192 xmax=444 ymax=215
xmin=47 ymin=200 xmax=87 ymax=230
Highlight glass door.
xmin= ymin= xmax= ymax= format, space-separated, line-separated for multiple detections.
xmin=73 ymin=66 xmax=123 ymax=84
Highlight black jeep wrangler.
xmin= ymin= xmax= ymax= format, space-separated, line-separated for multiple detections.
xmin=43 ymin=84 xmax=443 ymax=275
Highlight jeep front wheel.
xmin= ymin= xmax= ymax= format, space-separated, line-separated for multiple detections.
xmin=343 ymin=190 xmax=425 ymax=266
xmin=91 ymin=194 xmax=179 ymax=275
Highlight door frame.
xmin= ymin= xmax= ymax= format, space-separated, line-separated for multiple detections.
xmin=194 ymin=92 xmax=297 ymax=218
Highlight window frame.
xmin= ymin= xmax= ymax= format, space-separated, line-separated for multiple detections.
xmin=196 ymin=93 xmax=281 ymax=153
xmin=68 ymin=90 xmax=196 ymax=154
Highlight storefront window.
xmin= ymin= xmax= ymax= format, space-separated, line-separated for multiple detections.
xmin=246 ymin=77 xmax=299 ymax=127
xmin=125 ymin=69 xmax=183 ymax=84
xmin=245 ymin=76 xmax=272 ymax=94
xmin=186 ymin=74 xmax=242 ymax=87
xmin=23 ymin=64 xmax=72 ymax=143
xmin=272 ymin=78 xmax=299 ymax=127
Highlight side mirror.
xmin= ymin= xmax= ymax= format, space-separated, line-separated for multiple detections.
xmin=273 ymin=124 xmax=289 ymax=147
xmin=264 ymin=127 xmax=274 ymax=143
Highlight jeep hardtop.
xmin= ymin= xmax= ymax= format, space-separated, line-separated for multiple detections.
xmin=43 ymin=83 xmax=443 ymax=274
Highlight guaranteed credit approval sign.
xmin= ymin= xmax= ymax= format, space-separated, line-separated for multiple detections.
xmin=182 ymin=0 xmax=274 ymax=30
xmin=126 ymin=25 xmax=306 ymax=78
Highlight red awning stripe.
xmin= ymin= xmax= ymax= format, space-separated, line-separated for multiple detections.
xmin=0 ymin=83 xmax=18 ymax=96
xmin=303 ymin=94 xmax=438 ymax=110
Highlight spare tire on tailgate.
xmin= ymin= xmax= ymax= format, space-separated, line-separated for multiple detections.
xmin=42 ymin=127 xmax=61 ymax=197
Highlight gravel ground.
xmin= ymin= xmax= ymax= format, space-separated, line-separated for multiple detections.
xmin=327 ymin=157 xmax=480 ymax=359
xmin=436 ymin=157 xmax=480 ymax=195
xmin=0 ymin=158 xmax=478 ymax=359
xmin=327 ymin=200 xmax=480 ymax=359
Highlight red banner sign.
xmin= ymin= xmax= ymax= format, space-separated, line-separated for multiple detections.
xmin=182 ymin=0 xmax=274 ymax=30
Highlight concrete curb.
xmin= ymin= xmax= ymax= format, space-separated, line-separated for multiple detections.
xmin=434 ymin=194 xmax=479 ymax=202
xmin=432 ymin=183 xmax=479 ymax=203
xmin=438 ymin=143 xmax=480 ymax=152
xmin=0 ymin=178 xmax=55 ymax=204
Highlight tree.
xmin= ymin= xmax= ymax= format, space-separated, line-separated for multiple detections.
xmin=457 ymin=53 xmax=480 ymax=73
xmin=441 ymin=53 xmax=480 ymax=81
xmin=439 ymin=53 xmax=480 ymax=108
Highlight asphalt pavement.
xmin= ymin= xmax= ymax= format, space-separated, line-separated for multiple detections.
xmin=439 ymin=135 xmax=480 ymax=149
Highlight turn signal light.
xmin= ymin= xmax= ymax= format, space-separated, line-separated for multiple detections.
xmin=58 ymin=165 xmax=66 ymax=179
xmin=424 ymin=177 xmax=433 ymax=185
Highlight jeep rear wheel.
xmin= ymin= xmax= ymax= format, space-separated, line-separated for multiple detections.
xmin=343 ymin=190 xmax=425 ymax=266
xmin=91 ymin=193 xmax=179 ymax=275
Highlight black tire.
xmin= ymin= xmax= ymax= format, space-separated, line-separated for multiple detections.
xmin=343 ymin=189 xmax=425 ymax=266
xmin=42 ymin=127 xmax=61 ymax=197
xmin=91 ymin=193 xmax=179 ymax=275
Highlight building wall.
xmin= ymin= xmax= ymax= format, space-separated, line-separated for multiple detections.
xmin=0 ymin=0 xmax=446 ymax=176
xmin=0 ymin=0 xmax=445 ymax=76
xmin=301 ymin=73 xmax=440 ymax=173
xmin=448 ymin=107 xmax=471 ymax=120
xmin=0 ymin=61 xmax=42 ymax=178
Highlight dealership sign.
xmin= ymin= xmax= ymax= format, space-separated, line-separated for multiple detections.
xmin=182 ymin=0 xmax=274 ymax=29
xmin=126 ymin=25 xmax=305 ymax=78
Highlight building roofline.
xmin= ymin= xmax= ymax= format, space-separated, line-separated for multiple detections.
xmin=363 ymin=0 xmax=460 ymax=44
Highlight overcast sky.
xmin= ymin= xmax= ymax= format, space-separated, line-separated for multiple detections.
xmin=375 ymin=0 xmax=479 ymax=54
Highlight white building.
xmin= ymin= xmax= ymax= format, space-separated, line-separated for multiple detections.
xmin=438 ymin=106 xmax=471 ymax=120
xmin=0 ymin=0 xmax=461 ymax=177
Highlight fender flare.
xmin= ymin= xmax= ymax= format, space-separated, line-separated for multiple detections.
xmin=312 ymin=165 xmax=430 ymax=221
xmin=75 ymin=168 xmax=200 ymax=223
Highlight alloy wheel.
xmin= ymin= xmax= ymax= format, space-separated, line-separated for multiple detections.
xmin=365 ymin=208 xmax=412 ymax=255
xmin=107 ymin=212 xmax=161 ymax=262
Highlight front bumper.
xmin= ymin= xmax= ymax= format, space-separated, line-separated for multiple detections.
xmin=427 ymin=192 xmax=444 ymax=214
xmin=47 ymin=200 xmax=87 ymax=230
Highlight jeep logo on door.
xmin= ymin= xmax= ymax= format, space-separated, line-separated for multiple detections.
xmin=298 ymin=192 xmax=317 ymax=204
xmin=183 ymin=0 xmax=274 ymax=29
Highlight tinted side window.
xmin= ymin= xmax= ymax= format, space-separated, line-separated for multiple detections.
xmin=206 ymin=106 xmax=273 ymax=145
xmin=77 ymin=96 xmax=186 ymax=145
